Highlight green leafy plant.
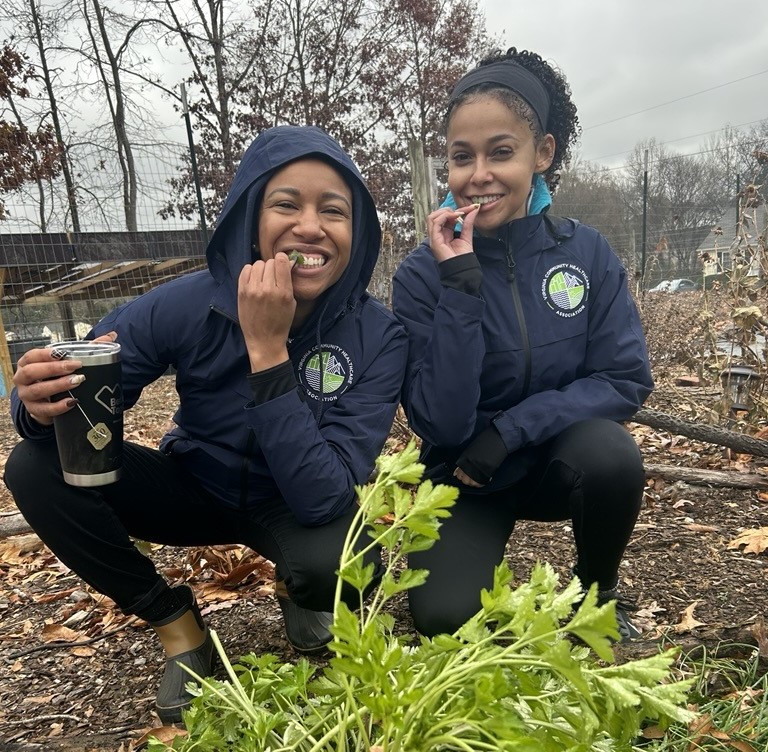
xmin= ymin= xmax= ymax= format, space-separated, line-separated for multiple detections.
xmin=149 ymin=442 xmax=695 ymax=752
xmin=633 ymin=646 xmax=768 ymax=751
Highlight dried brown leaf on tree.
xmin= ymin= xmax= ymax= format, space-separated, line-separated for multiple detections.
xmin=727 ymin=527 xmax=768 ymax=555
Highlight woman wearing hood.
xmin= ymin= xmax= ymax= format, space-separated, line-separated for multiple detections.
xmin=6 ymin=126 xmax=408 ymax=724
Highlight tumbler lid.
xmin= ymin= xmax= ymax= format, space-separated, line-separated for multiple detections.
xmin=47 ymin=340 xmax=121 ymax=365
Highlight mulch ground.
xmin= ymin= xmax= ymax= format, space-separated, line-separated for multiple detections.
xmin=1 ymin=374 xmax=767 ymax=751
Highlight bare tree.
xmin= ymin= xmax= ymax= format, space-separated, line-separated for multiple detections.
xmin=24 ymin=0 xmax=82 ymax=231
xmin=78 ymin=0 xmax=154 ymax=231
xmin=155 ymin=0 xmax=281 ymax=223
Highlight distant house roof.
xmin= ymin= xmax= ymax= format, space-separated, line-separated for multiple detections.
xmin=697 ymin=201 xmax=767 ymax=255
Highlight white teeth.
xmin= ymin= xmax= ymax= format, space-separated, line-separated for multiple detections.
xmin=470 ymin=195 xmax=502 ymax=205
xmin=298 ymin=255 xmax=325 ymax=267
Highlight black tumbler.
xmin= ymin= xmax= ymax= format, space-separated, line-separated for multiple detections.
xmin=49 ymin=341 xmax=123 ymax=486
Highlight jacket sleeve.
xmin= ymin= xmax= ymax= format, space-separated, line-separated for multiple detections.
xmin=392 ymin=257 xmax=486 ymax=447
xmin=492 ymin=241 xmax=653 ymax=454
xmin=244 ymin=319 xmax=408 ymax=527
xmin=10 ymin=290 xmax=171 ymax=441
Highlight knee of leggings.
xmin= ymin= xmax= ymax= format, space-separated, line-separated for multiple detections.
xmin=558 ymin=419 xmax=644 ymax=487
xmin=410 ymin=597 xmax=478 ymax=639
xmin=4 ymin=440 xmax=59 ymax=507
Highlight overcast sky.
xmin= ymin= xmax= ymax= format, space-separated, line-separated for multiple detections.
xmin=482 ymin=0 xmax=768 ymax=169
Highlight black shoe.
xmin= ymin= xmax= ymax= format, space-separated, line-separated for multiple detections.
xmin=275 ymin=586 xmax=333 ymax=654
xmin=597 ymin=587 xmax=641 ymax=643
xmin=151 ymin=586 xmax=216 ymax=725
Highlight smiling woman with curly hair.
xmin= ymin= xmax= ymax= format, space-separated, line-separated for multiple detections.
xmin=394 ymin=46 xmax=653 ymax=644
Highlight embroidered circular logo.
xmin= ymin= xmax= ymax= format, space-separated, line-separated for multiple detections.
xmin=542 ymin=263 xmax=589 ymax=318
xmin=298 ymin=344 xmax=354 ymax=402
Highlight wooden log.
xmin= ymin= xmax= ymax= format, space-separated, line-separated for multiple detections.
xmin=0 ymin=512 xmax=32 ymax=538
xmin=645 ymin=462 xmax=768 ymax=489
xmin=633 ymin=407 xmax=768 ymax=458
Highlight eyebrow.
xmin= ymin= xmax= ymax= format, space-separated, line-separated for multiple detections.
xmin=450 ymin=134 xmax=519 ymax=147
xmin=265 ymin=186 xmax=351 ymax=209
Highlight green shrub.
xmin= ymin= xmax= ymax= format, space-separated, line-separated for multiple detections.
xmin=149 ymin=442 xmax=694 ymax=752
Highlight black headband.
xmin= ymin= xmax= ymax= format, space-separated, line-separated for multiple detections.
xmin=450 ymin=61 xmax=550 ymax=132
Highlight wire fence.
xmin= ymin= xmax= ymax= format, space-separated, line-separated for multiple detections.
xmin=0 ymin=137 xmax=425 ymax=395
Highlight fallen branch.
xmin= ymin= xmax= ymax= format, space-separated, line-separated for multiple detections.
xmin=615 ymin=621 xmax=763 ymax=664
xmin=634 ymin=407 xmax=768 ymax=458
xmin=645 ymin=462 xmax=768 ymax=489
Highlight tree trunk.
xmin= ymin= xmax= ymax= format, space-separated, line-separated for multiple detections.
xmin=29 ymin=0 xmax=80 ymax=232
xmin=89 ymin=0 xmax=138 ymax=232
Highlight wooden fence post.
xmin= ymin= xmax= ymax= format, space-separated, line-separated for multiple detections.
xmin=0 ymin=268 xmax=15 ymax=396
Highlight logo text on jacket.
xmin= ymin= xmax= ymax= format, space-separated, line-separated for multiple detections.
xmin=542 ymin=263 xmax=589 ymax=318
xmin=298 ymin=344 xmax=354 ymax=401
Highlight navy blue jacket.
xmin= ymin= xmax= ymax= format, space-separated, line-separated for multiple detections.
xmin=12 ymin=126 xmax=407 ymax=525
xmin=392 ymin=214 xmax=653 ymax=492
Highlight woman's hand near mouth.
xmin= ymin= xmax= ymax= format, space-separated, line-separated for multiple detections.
xmin=238 ymin=252 xmax=297 ymax=372
xmin=427 ymin=204 xmax=480 ymax=262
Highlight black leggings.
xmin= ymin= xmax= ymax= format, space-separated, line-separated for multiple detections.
xmin=4 ymin=439 xmax=372 ymax=620
xmin=409 ymin=419 xmax=645 ymax=637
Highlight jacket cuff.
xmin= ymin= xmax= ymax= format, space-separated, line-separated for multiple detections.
xmin=18 ymin=408 xmax=55 ymax=440
xmin=247 ymin=360 xmax=298 ymax=405
xmin=455 ymin=424 xmax=508 ymax=484
xmin=439 ymin=254 xmax=482 ymax=296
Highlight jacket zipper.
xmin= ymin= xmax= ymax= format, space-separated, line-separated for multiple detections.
xmin=504 ymin=234 xmax=532 ymax=399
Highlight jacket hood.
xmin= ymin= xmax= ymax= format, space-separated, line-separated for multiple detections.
xmin=206 ymin=125 xmax=381 ymax=331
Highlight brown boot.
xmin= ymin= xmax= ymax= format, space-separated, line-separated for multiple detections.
xmin=150 ymin=585 xmax=215 ymax=724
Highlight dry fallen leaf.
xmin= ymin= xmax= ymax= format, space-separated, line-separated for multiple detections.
xmin=135 ymin=725 xmax=188 ymax=747
xmin=751 ymin=616 xmax=768 ymax=658
xmin=641 ymin=725 xmax=665 ymax=739
xmin=71 ymin=646 xmax=96 ymax=658
xmin=41 ymin=623 xmax=84 ymax=643
xmin=674 ymin=601 xmax=706 ymax=633
xmin=684 ymin=523 xmax=719 ymax=533
xmin=727 ymin=527 xmax=768 ymax=555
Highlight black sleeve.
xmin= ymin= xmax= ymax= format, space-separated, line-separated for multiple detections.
xmin=247 ymin=360 xmax=298 ymax=405
xmin=438 ymin=253 xmax=483 ymax=297
xmin=455 ymin=425 xmax=509 ymax=484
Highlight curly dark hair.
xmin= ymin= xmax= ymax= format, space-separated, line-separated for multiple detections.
xmin=445 ymin=47 xmax=581 ymax=191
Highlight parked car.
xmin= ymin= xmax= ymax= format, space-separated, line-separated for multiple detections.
xmin=667 ymin=278 xmax=699 ymax=292
xmin=647 ymin=278 xmax=699 ymax=293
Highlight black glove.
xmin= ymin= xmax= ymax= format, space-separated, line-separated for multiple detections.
xmin=455 ymin=424 xmax=508 ymax=485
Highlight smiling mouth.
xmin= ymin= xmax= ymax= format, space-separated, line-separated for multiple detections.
xmin=287 ymin=249 xmax=328 ymax=268
xmin=469 ymin=195 xmax=504 ymax=206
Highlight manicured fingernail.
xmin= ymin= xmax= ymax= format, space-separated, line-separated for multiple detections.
xmin=65 ymin=398 xmax=79 ymax=408
xmin=69 ymin=374 xmax=86 ymax=385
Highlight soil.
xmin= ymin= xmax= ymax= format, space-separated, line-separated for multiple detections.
xmin=1 ymin=375 xmax=767 ymax=751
